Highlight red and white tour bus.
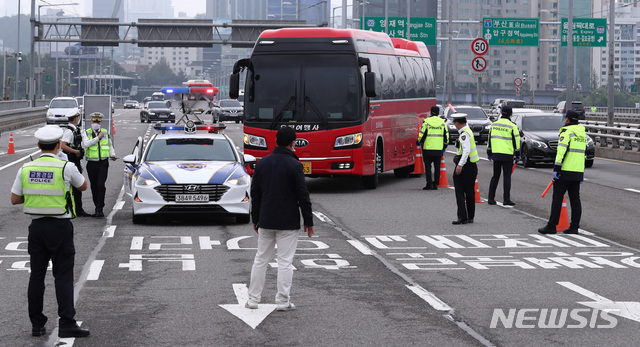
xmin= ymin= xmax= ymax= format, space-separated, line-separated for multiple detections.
xmin=229 ymin=28 xmax=436 ymax=188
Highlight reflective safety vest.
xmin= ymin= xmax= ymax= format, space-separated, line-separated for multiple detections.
xmin=419 ymin=116 xmax=449 ymax=151
xmin=488 ymin=118 xmax=520 ymax=155
xmin=20 ymin=156 xmax=74 ymax=216
xmin=85 ymin=128 xmax=110 ymax=160
xmin=556 ymin=124 xmax=587 ymax=174
xmin=456 ymin=127 xmax=479 ymax=163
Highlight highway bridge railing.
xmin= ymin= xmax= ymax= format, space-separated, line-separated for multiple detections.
xmin=0 ymin=107 xmax=47 ymax=133
xmin=583 ymin=121 xmax=640 ymax=151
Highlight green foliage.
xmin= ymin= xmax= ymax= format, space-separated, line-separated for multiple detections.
xmin=582 ymin=87 xmax=640 ymax=107
xmin=139 ymin=58 xmax=182 ymax=86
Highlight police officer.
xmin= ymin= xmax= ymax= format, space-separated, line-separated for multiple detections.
xmin=451 ymin=113 xmax=479 ymax=225
xmin=60 ymin=113 xmax=90 ymax=217
xmin=418 ymin=105 xmax=449 ymax=190
xmin=538 ymin=110 xmax=587 ymax=234
xmin=486 ymin=105 xmax=520 ymax=206
xmin=10 ymin=125 xmax=90 ymax=338
xmin=84 ymin=112 xmax=117 ymax=218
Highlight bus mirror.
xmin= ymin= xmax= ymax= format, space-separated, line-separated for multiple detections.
xmin=364 ymin=71 xmax=376 ymax=98
xmin=229 ymin=73 xmax=240 ymax=99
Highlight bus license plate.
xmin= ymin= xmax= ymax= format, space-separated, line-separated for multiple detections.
xmin=302 ymin=162 xmax=311 ymax=174
xmin=175 ymin=194 xmax=209 ymax=202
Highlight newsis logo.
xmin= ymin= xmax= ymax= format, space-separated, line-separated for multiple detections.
xmin=490 ymin=308 xmax=619 ymax=329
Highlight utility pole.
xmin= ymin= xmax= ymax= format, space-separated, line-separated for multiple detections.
xmin=607 ymin=0 xmax=615 ymax=126
xmin=566 ymin=0 xmax=574 ymax=111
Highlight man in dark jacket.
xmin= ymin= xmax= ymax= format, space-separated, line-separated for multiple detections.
xmin=246 ymin=127 xmax=314 ymax=311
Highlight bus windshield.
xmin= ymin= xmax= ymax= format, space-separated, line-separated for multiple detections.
xmin=245 ymin=54 xmax=361 ymax=126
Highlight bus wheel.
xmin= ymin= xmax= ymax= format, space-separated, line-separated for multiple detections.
xmin=362 ymin=147 xmax=382 ymax=189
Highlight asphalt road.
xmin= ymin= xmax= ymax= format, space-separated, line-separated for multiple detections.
xmin=1 ymin=109 xmax=639 ymax=347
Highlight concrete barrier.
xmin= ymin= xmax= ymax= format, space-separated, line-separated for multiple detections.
xmin=0 ymin=107 xmax=46 ymax=133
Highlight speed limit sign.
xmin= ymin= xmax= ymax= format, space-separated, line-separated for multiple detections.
xmin=471 ymin=38 xmax=489 ymax=56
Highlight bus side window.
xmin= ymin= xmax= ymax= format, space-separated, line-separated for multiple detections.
xmin=422 ymin=58 xmax=436 ymax=97
xmin=378 ymin=55 xmax=394 ymax=100
xmin=389 ymin=56 xmax=405 ymax=99
xmin=402 ymin=57 xmax=418 ymax=99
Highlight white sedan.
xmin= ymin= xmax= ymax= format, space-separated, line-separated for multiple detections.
xmin=123 ymin=123 xmax=255 ymax=224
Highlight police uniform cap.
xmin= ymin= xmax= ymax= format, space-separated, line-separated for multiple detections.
xmin=430 ymin=106 xmax=440 ymax=115
xmin=35 ymin=125 xmax=64 ymax=144
xmin=91 ymin=112 xmax=104 ymax=122
xmin=566 ymin=110 xmax=580 ymax=122
xmin=451 ymin=113 xmax=468 ymax=119
xmin=501 ymin=105 xmax=513 ymax=116
xmin=67 ymin=112 xmax=80 ymax=120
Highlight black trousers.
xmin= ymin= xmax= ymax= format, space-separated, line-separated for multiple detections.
xmin=547 ymin=179 xmax=582 ymax=229
xmin=453 ymin=162 xmax=478 ymax=220
xmin=86 ymin=159 xmax=109 ymax=213
xmin=28 ymin=217 xmax=77 ymax=329
xmin=68 ymin=158 xmax=84 ymax=213
xmin=422 ymin=154 xmax=441 ymax=187
xmin=488 ymin=160 xmax=513 ymax=201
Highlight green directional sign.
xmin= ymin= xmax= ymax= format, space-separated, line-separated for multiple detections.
xmin=482 ymin=18 xmax=539 ymax=46
xmin=363 ymin=16 xmax=437 ymax=46
xmin=45 ymin=75 xmax=51 ymax=83
xmin=561 ymin=18 xmax=607 ymax=47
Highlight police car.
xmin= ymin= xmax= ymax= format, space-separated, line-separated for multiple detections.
xmin=122 ymin=121 xmax=255 ymax=224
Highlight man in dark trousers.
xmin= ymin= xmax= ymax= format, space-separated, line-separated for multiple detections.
xmin=83 ymin=112 xmax=117 ymax=218
xmin=452 ymin=113 xmax=479 ymax=225
xmin=418 ymin=105 xmax=449 ymax=190
xmin=10 ymin=125 xmax=90 ymax=338
xmin=60 ymin=113 xmax=91 ymax=216
xmin=246 ymin=126 xmax=314 ymax=311
xmin=486 ymin=105 xmax=520 ymax=206
xmin=538 ymin=110 xmax=587 ymax=234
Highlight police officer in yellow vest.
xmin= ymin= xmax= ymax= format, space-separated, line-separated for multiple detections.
xmin=452 ymin=113 xmax=479 ymax=225
xmin=84 ymin=112 xmax=117 ymax=218
xmin=486 ymin=105 xmax=520 ymax=206
xmin=10 ymin=125 xmax=91 ymax=338
xmin=418 ymin=106 xmax=449 ymax=190
xmin=538 ymin=110 xmax=587 ymax=234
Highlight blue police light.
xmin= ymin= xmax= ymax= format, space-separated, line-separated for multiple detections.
xmin=161 ymin=87 xmax=190 ymax=94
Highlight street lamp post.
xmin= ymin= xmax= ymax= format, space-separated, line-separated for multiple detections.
xmin=3 ymin=51 xmax=22 ymax=100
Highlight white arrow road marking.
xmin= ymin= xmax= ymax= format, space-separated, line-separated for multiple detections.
xmin=219 ymin=283 xmax=276 ymax=329
xmin=558 ymin=281 xmax=640 ymax=323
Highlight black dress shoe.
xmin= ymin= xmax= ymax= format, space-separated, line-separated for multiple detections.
xmin=32 ymin=327 xmax=46 ymax=337
xmin=467 ymin=219 xmax=474 ymax=224
xmin=76 ymin=211 xmax=92 ymax=217
xmin=452 ymin=219 xmax=468 ymax=225
xmin=487 ymin=199 xmax=496 ymax=205
xmin=562 ymin=228 xmax=579 ymax=234
xmin=503 ymin=200 xmax=516 ymax=206
xmin=92 ymin=211 xmax=104 ymax=218
xmin=423 ymin=185 xmax=430 ymax=190
xmin=59 ymin=325 xmax=90 ymax=338
xmin=538 ymin=225 xmax=557 ymax=234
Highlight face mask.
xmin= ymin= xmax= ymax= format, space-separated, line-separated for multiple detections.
xmin=91 ymin=123 xmax=101 ymax=132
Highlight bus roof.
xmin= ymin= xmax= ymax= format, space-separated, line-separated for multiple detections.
xmin=256 ymin=28 xmax=430 ymax=58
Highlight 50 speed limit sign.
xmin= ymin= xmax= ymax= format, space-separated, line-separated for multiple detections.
xmin=471 ymin=38 xmax=489 ymax=56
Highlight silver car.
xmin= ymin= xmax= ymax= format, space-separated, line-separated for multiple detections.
xmin=46 ymin=97 xmax=80 ymax=124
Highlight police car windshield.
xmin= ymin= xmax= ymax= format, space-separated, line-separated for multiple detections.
xmin=145 ymin=138 xmax=236 ymax=162
xmin=50 ymin=100 xmax=77 ymax=108
xmin=521 ymin=116 xmax=564 ymax=131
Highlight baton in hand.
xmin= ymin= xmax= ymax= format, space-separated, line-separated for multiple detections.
xmin=541 ymin=181 xmax=554 ymax=197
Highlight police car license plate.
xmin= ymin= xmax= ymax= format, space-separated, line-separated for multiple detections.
xmin=175 ymin=194 xmax=209 ymax=202
xmin=302 ymin=162 xmax=311 ymax=174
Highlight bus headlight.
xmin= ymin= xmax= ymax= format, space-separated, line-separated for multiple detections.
xmin=244 ymin=134 xmax=267 ymax=149
xmin=334 ymin=133 xmax=362 ymax=149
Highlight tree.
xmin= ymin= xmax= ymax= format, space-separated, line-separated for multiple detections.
xmin=590 ymin=68 xmax=600 ymax=92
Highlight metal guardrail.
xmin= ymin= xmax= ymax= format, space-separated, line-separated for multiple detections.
xmin=0 ymin=107 xmax=47 ymax=133
xmin=583 ymin=121 xmax=640 ymax=151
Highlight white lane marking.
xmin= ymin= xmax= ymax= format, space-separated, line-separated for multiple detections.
xmin=312 ymin=211 xmax=331 ymax=223
xmin=103 ymin=225 xmax=117 ymax=238
xmin=406 ymin=284 xmax=453 ymax=311
xmin=625 ymin=188 xmax=640 ymax=193
xmin=558 ymin=281 xmax=640 ymax=323
xmin=219 ymin=283 xmax=277 ymax=329
xmin=0 ymin=149 xmax=40 ymax=172
xmin=87 ymin=260 xmax=105 ymax=280
xmin=114 ymin=200 xmax=125 ymax=210
xmin=347 ymin=240 xmax=373 ymax=255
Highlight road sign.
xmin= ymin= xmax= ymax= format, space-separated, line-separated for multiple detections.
xmin=471 ymin=57 xmax=487 ymax=72
xmin=514 ymin=78 xmax=522 ymax=86
xmin=471 ymin=38 xmax=489 ymax=55
xmin=483 ymin=18 xmax=539 ymax=46
xmin=561 ymin=18 xmax=607 ymax=47
xmin=515 ymin=86 xmax=522 ymax=93
xmin=45 ymin=75 xmax=51 ymax=83
xmin=363 ymin=16 xmax=437 ymax=46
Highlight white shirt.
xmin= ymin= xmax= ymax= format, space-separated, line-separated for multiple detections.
xmin=61 ymin=123 xmax=77 ymax=144
xmin=12 ymin=153 xmax=86 ymax=219
xmin=83 ymin=127 xmax=117 ymax=158
xmin=457 ymin=125 xmax=472 ymax=166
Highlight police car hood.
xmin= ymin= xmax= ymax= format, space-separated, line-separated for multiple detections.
xmin=48 ymin=107 xmax=79 ymax=116
xmin=140 ymin=161 xmax=245 ymax=185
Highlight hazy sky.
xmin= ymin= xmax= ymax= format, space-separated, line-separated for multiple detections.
xmin=4 ymin=0 xmax=350 ymax=19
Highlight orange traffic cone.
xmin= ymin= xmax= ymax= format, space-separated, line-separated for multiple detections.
xmin=438 ymin=156 xmax=451 ymax=188
xmin=412 ymin=150 xmax=425 ymax=175
xmin=556 ymin=196 xmax=570 ymax=232
xmin=7 ymin=133 xmax=15 ymax=154
xmin=112 ymin=120 xmax=117 ymax=135
xmin=474 ymin=177 xmax=484 ymax=203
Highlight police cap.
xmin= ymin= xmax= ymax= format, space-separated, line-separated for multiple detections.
xmin=430 ymin=106 xmax=440 ymax=116
xmin=91 ymin=112 xmax=104 ymax=122
xmin=566 ymin=110 xmax=581 ymax=122
xmin=35 ymin=125 xmax=64 ymax=145
xmin=451 ymin=113 xmax=468 ymax=119
xmin=67 ymin=112 xmax=80 ymax=121
xmin=501 ymin=105 xmax=513 ymax=117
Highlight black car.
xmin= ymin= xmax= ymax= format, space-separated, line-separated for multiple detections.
xmin=443 ymin=105 xmax=492 ymax=144
xmin=512 ymin=113 xmax=595 ymax=168
xmin=215 ymin=99 xmax=244 ymax=123
xmin=140 ymin=101 xmax=175 ymax=123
